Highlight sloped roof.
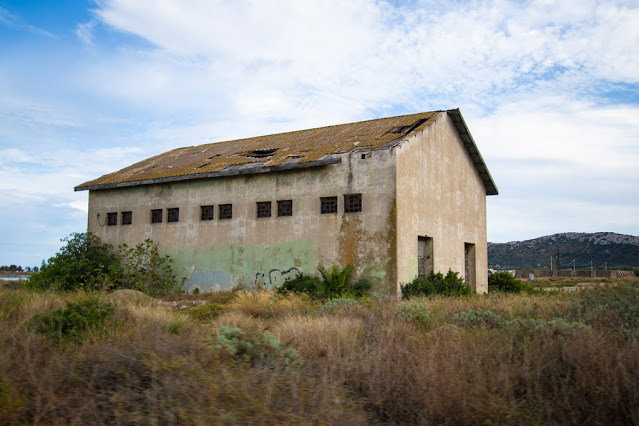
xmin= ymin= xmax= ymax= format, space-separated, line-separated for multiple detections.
xmin=75 ymin=109 xmax=498 ymax=195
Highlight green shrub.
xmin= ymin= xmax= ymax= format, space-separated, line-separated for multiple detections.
xmin=30 ymin=297 xmax=115 ymax=343
xmin=318 ymin=298 xmax=358 ymax=315
xmin=394 ymin=301 xmax=431 ymax=324
xmin=512 ymin=317 xmax=591 ymax=336
xmin=27 ymin=233 xmax=180 ymax=296
xmin=28 ymin=232 xmax=120 ymax=292
xmin=276 ymin=273 xmax=323 ymax=298
xmin=117 ymin=239 xmax=181 ymax=296
xmin=488 ymin=272 xmax=523 ymax=293
xmin=567 ymin=283 xmax=639 ymax=335
xmin=634 ymin=269 xmax=639 ymax=277
xmin=187 ymin=303 xmax=227 ymax=321
xmin=277 ymin=265 xmax=370 ymax=299
xmin=453 ymin=309 xmax=510 ymax=329
xmin=401 ymin=270 xmax=473 ymax=298
xmin=213 ymin=326 xmax=302 ymax=368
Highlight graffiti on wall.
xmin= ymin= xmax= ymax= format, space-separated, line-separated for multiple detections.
xmin=254 ymin=267 xmax=301 ymax=288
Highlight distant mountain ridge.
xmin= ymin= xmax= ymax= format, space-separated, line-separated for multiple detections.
xmin=488 ymin=232 xmax=639 ymax=269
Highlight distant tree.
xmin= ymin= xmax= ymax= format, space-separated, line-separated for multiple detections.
xmin=25 ymin=266 xmax=31 ymax=272
xmin=33 ymin=266 xmax=39 ymax=272
xmin=9 ymin=265 xmax=17 ymax=272
xmin=17 ymin=266 xmax=23 ymax=272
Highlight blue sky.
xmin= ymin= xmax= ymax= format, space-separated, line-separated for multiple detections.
xmin=1 ymin=0 xmax=638 ymax=268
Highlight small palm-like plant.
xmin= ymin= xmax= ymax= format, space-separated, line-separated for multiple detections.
xmin=317 ymin=265 xmax=353 ymax=298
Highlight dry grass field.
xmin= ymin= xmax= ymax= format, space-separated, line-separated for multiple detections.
xmin=1 ymin=279 xmax=638 ymax=424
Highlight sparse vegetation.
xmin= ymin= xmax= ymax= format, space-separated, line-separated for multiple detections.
xmin=2 ymin=259 xmax=639 ymax=423
xmin=488 ymin=271 xmax=537 ymax=293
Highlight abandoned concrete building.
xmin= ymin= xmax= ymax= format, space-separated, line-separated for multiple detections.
xmin=75 ymin=109 xmax=498 ymax=296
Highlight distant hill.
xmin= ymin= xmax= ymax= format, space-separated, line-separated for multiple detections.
xmin=488 ymin=232 xmax=639 ymax=269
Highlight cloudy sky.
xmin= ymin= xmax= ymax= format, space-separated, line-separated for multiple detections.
xmin=1 ymin=0 xmax=638 ymax=267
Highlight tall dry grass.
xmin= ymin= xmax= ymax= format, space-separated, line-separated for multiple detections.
xmin=1 ymin=281 xmax=638 ymax=424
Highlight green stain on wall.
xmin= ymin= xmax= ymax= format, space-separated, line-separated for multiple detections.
xmin=405 ymin=258 xmax=418 ymax=284
xmin=163 ymin=241 xmax=317 ymax=291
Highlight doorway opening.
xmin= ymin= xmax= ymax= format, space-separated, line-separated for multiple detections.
xmin=465 ymin=243 xmax=476 ymax=287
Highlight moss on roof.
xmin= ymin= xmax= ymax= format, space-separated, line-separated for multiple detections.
xmin=76 ymin=111 xmax=439 ymax=190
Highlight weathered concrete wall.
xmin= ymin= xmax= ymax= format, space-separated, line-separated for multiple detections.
xmin=87 ymin=150 xmax=397 ymax=294
xmin=395 ymin=112 xmax=489 ymax=294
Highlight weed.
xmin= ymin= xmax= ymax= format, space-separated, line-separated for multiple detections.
xmin=394 ymin=300 xmax=432 ymax=324
xmin=213 ymin=326 xmax=302 ymax=368
xmin=29 ymin=297 xmax=115 ymax=344
xmin=187 ymin=303 xmax=227 ymax=321
xmin=453 ymin=309 xmax=510 ymax=329
xmin=318 ymin=298 xmax=358 ymax=315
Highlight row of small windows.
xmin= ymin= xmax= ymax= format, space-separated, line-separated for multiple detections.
xmin=105 ymin=194 xmax=362 ymax=226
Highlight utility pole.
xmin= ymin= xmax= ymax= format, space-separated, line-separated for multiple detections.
xmin=590 ymin=260 xmax=593 ymax=271
xmin=550 ymin=256 xmax=553 ymax=271
xmin=556 ymin=243 xmax=561 ymax=270
xmin=605 ymin=262 xmax=607 ymax=270
xmin=572 ymin=259 xmax=575 ymax=271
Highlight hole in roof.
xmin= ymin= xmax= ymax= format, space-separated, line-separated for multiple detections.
xmin=387 ymin=126 xmax=409 ymax=134
xmin=247 ymin=148 xmax=278 ymax=158
xmin=207 ymin=154 xmax=220 ymax=160
xmin=196 ymin=162 xmax=211 ymax=169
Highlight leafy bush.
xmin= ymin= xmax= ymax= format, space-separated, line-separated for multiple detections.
xmin=394 ymin=301 xmax=431 ymax=324
xmin=277 ymin=265 xmax=370 ymax=299
xmin=276 ymin=273 xmax=322 ymax=298
xmin=29 ymin=297 xmax=115 ymax=343
xmin=213 ymin=326 xmax=302 ymax=368
xmin=634 ymin=269 xmax=639 ymax=277
xmin=28 ymin=233 xmax=119 ymax=292
xmin=27 ymin=233 xmax=180 ymax=296
xmin=401 ymin=270 xmax=473 ymax=299
xmin=117 ymin=239 xmax=181 ymax=296
xmin=488 ymin=271 xmax=523 ymax=293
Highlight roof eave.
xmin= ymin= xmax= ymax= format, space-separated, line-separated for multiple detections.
xmin=75 ymin=156 xmax=342 ymax=192
xmin=446 ymin=109 xmax=499 ymax=196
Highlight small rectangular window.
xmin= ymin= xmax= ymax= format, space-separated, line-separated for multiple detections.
xmin=257 ymin=201 xmax=271 ymax=218
xmin=167 ymin=208 xmax=179 ymax=223
xmin=277 ymin=200 xmax=292 ymax=217
xmin=121 ymin=211 xmax=132 ymax=225
xmin=219 ymin=204 xmax=232 ymax=220
xmin=321 ymin=196 xmax=337 ymax=214
xmin=344 ymin=194 xmax=362 ymax=213
xmin=151 ymin=209 xmax=163 ymax=224
xmin=107 ymin=212 xmax=117 ymax=226
xmin=201 ymin=205 xmax=214 ymax=221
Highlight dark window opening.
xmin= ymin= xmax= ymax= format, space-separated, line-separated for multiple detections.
xmin=201 ymin=205 xmax=214 ymax=221
xmin=344 ymin=194 xmax=362 ymax=213
xmin=248 ymin=148 xmax=278 ymax=158
xmin=321 ymin=196 xmax=338 ymax=214
xmin=121 ymin=211 xmax=132 ymax=225
xmin=107 ymin=212 xmax=117 ymax=226
xmin=277 ymin=200 xmax=292 ymax=217
xmin=418 ymin=236 xmax=434 ymax=279
xmin=361 ymin=153 xmax=366 ymax=159
xmin=151 ymin=209 xmax=163 ymax=224
xmin=167 ymin=208 xmax=179 ymax=223
xmin=257 ymin=201 xmax=272 ymax=218
xmin=219 ymin=204 xmax=232 ymax=220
